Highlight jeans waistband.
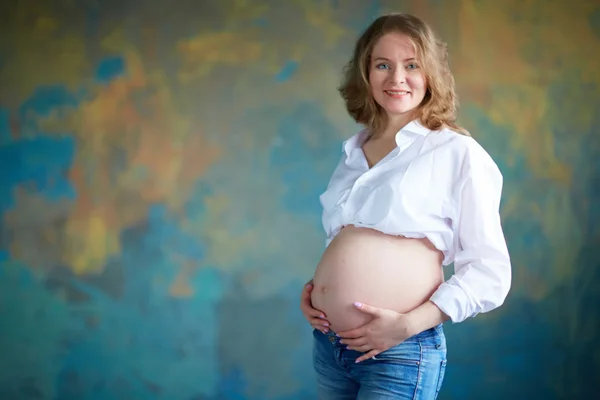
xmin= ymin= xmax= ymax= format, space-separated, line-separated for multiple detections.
xmin=321 ymin=323 xmax=444 ymax=346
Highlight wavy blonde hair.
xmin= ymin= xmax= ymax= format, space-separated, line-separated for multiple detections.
xmin=338 ymin=13 xmax=469 ymax=137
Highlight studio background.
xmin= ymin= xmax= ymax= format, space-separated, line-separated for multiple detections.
xmin=1 ymin=0 xmax=599 ymax=399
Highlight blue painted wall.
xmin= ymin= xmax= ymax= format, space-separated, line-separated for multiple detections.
xmin=1 ymin=0 xmax=599 ymax=399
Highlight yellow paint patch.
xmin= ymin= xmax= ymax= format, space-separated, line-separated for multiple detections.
xmin=101 ymin=26 xmax=129 ymax=53
xmin=222 ymin=0 xmax=270 ymax=26
xmin=177 ymin=32 xmax=264 ymax=83
xmin=295 ymin=0 xmax=347 ymax=48
xmin=66 ymin=215 xmax=121 ymax=275
xmin=487 ymin=85 xmax=572 ymax=184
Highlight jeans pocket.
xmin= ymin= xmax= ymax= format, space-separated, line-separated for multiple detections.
xmin=435 ymin=359 xmax=447 ymax=397
xmin=372 ymin=341 xmax=421 ymax=366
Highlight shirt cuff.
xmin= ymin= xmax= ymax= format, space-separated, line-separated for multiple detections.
xmin=429 ymin=277 xmax=478 ymax=323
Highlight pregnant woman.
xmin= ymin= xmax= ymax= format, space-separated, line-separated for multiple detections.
xmin=300 ymin=13 xmax=512 ymax=399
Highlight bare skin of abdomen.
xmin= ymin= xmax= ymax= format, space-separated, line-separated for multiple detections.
xmin=311 ymin=225 xmax=445 ymax=333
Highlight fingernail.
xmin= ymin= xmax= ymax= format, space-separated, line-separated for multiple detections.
xmin=354 ymin=302 xmax=362 ymax=308
xmin=306 ymin=284 xmax=313 ymax=289
xmin=323 ymin=323 xmax=329 ymax=327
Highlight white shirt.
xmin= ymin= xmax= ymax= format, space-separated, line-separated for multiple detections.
xmin=319 ymin=120 xmax=511 ymax=323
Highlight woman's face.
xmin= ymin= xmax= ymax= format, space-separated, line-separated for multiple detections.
xmin=368 ymin=32 xmax=427 ymax=125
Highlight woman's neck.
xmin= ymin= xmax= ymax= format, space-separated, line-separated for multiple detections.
xmin=377 ymin=112 xmax=417 ymax=140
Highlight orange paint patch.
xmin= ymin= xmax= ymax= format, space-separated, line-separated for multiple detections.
xmin=58 ymin=49 xmax=221 ymax=275
xmin=169 ymin=259 xmax=197 ymax=298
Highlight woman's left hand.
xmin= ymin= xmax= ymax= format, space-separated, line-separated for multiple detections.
xmin=336 ymin=302 xmax=414 ymax=363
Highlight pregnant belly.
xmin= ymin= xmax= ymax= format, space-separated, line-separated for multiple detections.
xmin=311 ymin=225 xmax=444 ymax=333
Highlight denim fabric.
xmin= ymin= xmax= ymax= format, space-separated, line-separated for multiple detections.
xmin=312 ymin=324 xmax=447 ymax=399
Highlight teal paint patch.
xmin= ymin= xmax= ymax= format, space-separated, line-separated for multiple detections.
xmin=0 ymin=136 xmax=76 ymax=211
xmin=0 ymin=85 xmax=79 ymax=213
xmin=17 ymin=85 xmax=81 ymax=139
xmin=218 ymin=368 xmax=248 ymax=400
xmin=252 ymin=18 xmax=268 ymax=27
xmin=190 ymin=265 xmax=224 ymax=303
xmin=444 ymin=291 xmax=586 ymax=398
xmin=276 ymin=61 xmax=299 ymax=82
xmin=268 ymin=102 xmax=342 ymax=214
xmin=217 ymin=289 xmax=305 ymax=399
xmin=52 ymin=204 xmax=220 ymax=399
xmin=95 ymin=56 xmax=126 ymax=83
xmin=19 ymin=85 xmax=78 ymax=117
xmin=0 ymin=261 xmax=85 ymax=399
xmin=0 ymin=107 xmax=10 ymax=144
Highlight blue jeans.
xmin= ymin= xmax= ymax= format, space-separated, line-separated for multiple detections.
xmin=312 ymin=324 xmax=447 ymax=399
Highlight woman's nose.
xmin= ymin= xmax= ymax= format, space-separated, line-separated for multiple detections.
xmin=390 ymin=67 xmax=406 ymax=84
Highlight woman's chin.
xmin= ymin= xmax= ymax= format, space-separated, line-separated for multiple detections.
xmin=382 ymin=107 xmax=419 ymax=124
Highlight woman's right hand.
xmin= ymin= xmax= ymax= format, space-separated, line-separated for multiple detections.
xmin=300 ymin=279 xmax=331 ymax=333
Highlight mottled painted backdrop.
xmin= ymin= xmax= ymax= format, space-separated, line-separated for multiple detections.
xmin=1 ymin=0 xmax=599 ymax=399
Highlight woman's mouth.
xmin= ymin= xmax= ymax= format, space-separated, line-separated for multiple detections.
xmin=384 ymin=90 xmax=411 ymax=98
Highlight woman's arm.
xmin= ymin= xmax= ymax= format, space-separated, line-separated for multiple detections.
xmin=427 ymin=141 xmax=512 ymax=324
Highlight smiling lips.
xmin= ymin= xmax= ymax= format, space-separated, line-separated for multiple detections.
xmin=384 ymin=90 xmax=411 ymax=98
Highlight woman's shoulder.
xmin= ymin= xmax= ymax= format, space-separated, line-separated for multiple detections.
xmin=430 ymin=126 xmax=501 ymax=172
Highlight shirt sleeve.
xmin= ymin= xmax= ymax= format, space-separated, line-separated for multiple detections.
xmin=429 ymin=143 xmax=512 ymax=323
